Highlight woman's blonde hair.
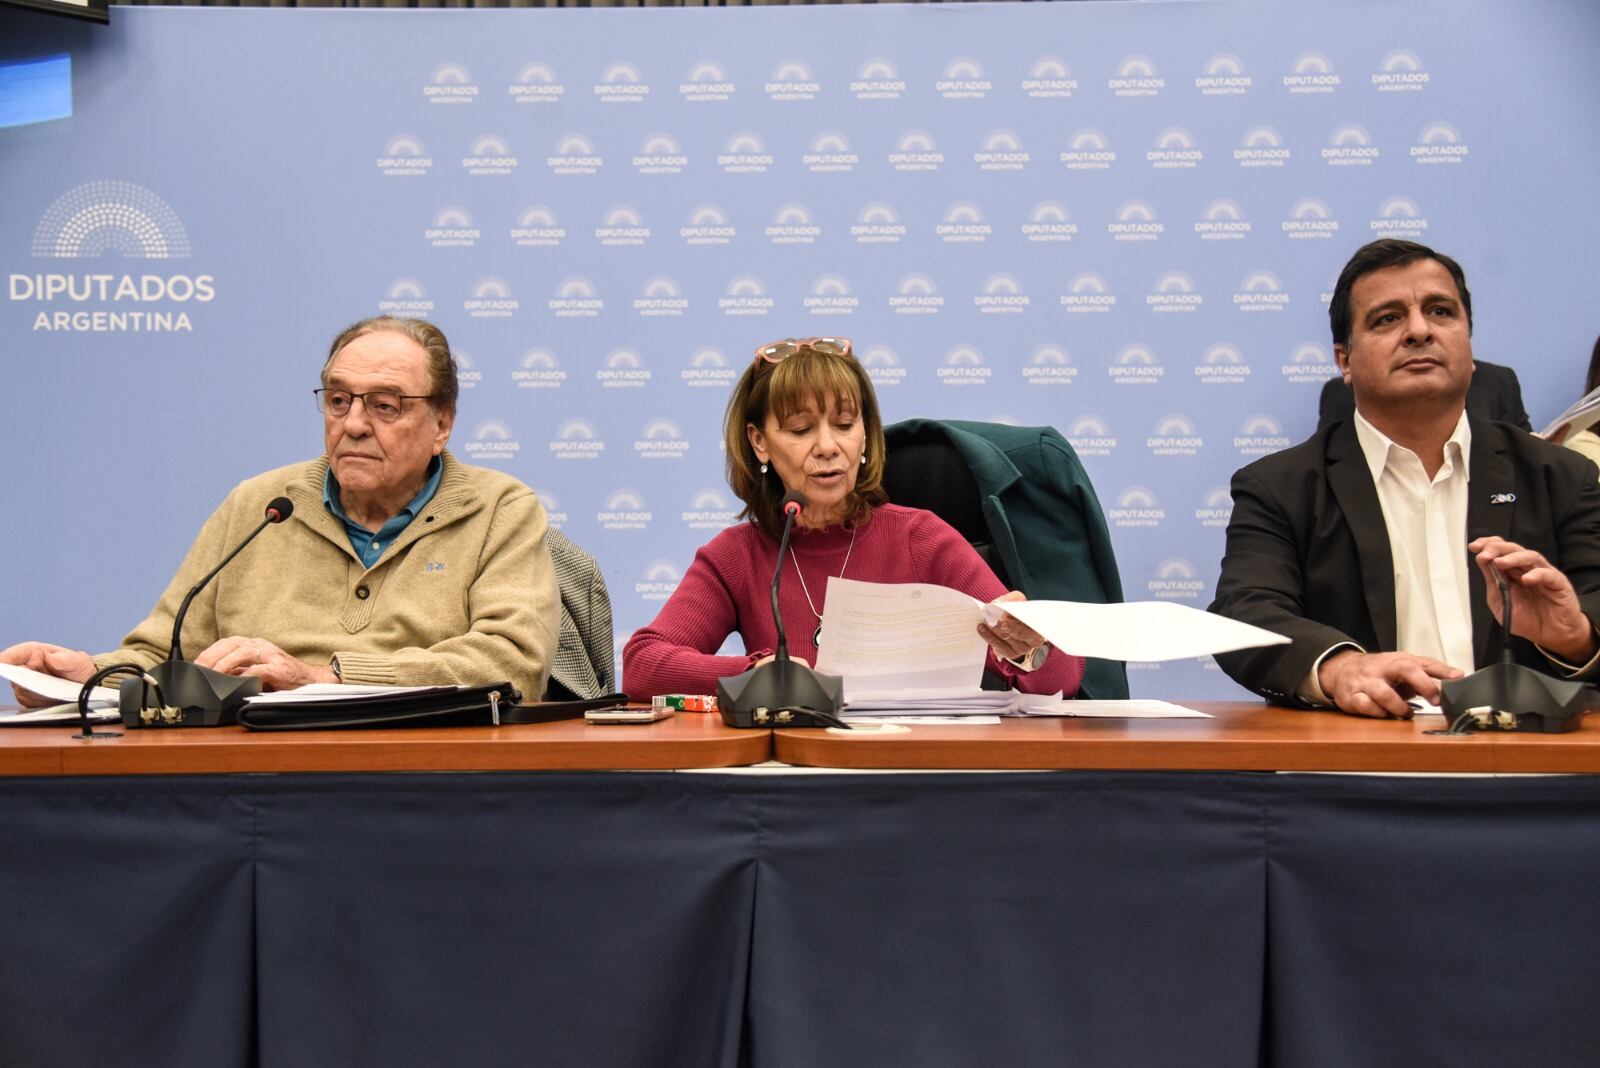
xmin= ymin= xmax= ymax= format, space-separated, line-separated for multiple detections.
xmin=723 ymin=346 xmax=888 ymax=537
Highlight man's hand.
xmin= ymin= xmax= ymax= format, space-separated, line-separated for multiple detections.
xmin=194 ymin=637 xmax=337 ymax=692
xmin=1469 ymin=536 xmax=1598 ymax=663
xmin=0 ymin=642 xmax=97 ymax=708
xmin=1318 ymin=649 xmax=1463 ymax=719
xmin=980 ymin=591 xmax=1048 ymax=666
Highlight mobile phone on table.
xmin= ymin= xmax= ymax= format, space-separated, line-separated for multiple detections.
xmin=585 ymin=706 xmax=675 ymax=724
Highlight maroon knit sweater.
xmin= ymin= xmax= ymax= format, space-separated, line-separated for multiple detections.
xmin=622 ymin=504 xmax=1086 ymax=700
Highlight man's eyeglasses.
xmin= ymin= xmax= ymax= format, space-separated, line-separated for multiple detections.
xmin=313 ymin=388 xmax=432 ymax=423
xmin=753 ymin=337 xmax=854 ymax=365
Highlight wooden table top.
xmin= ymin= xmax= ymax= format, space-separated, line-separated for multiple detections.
xmin=7 ymin=702 xmax=1600 ymax=777
xmin=0 ymin=711 xmax=768 ymax=776
xmin=774 ymin=702 xmax=1600 ymax=774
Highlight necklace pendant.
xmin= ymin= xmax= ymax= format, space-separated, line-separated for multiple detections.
xmin=813 ymin=623 xmax=823 ymax=648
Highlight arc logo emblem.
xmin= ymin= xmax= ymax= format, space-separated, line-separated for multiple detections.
xmin=805 ymin=274 xmax=858 ymax=316
xmin=549 ymin=276 xmax=603 ymax=318
xmin=852 ymin=57 xmax=905 ymax=100
xmin=454 ymin=350 xmax=482 ymax=390
xmin=378 ymin=278 xmax=433 ymax=315
xmin=1285 ymin=51 xmax=1340 ymax=93
xmin=634 ymin=418 xmax=691 ymax=460
xmin=682 ymin=347 xmax=738 ymax=389
xmin=634 ymin=276 xmax=688 ymax=317
xmin=513 ymin=349 xmax=566 ymax=390
xmin=510 ymin=62 xmax=564 ymax=104
xmin=1023 ymin=344 xmax=1077 ymax=386
xmin=767 ymin=202 xmax=820 ymax=245
xmin=377 ymin=135 xmax=432 ymax=177
xmin=1148 ymin=558 xmax=1205 ymax=601
xmin=1235 ymin=126 xmax=1289 ymax=168
xmin=1283 ymin=342 xmax=1339 ymax=384
xmin=32 ymin=180 xmax=190 ymax=260
xmin=719 ymin=132 xmax=772 ymax=174
xmin=1067 ymin=416 xmax=1117 ymax=456
xmin=1196 ymin=53 xmax=1251 ymax=95
xmin=1023 ymin=201 xmax=1076 ymax=242
xmin=890 ymin=274 xmax=943 ymax=316
xmin=549 ymin=418 xmax=606 ymax=461
xmin=1235 ymin=415 xmax=1292 ymax=456
xmin=596 ymin=204 xmax=650 ymax=247
xmin=1109 ymin=344 xmax=1164 ymax=385
xmin=938 ymin=345 xmax=991 ymax=386
xmin=975 ymin=273 xmax=1028 ymax=314
xmin=721 ymin=275 xmax=773 ymax=316
xmin=1061 ymin=128 xmax=1115 ymax=170
xmin=1110 ymin=54 xmax=1164 ymax=96
xmin=976 ymin=129 xmax=1028 ymax=172
xmin=889 ymin=129 xmax=943 ymax=172
xmin=597 ymin=348 xmax=650 ymax=388
xmin=1283 ymin=197 xmax=1340 ymax=240
xmin=1370 ymin=196 xmax=1428 ymax=237
xmin=680 ymin=60 xmax=733 ymax=102
xmin=1195 ymin=487 xmax=1234 ymax=528
xmin=861 ymin=345 xmax=907 ymax=387
xmin=1195 ymin=342 xmax=1252 ymax=386
xmin=1324 ymin=124 xmax=1378 ymax=167
xmin=1147 ymin=128 xmax=1202 ymax=169
xmin=425 ymin=63 xmax=477 ymax=104
xmin=853 ymin=201 xmax=905 ymax=244
xmin=636 ymin=561 xmax=682 ymax=602
xmin=683 ymin=203 xmax=735 ymax=246
xmin=765 ymin=59 xmax=820 ymax=101
xmin=595 ymin=61 xmax=650 ymax=104
xmin=1109 ymin=200 xmax=1163 ymax=242
xmin=683 ymin=488 xmax=739 ymax=530
xmin=938 ymin=201 xmax=990 ymax=244
xmin=535 ymin=489 xmax=568 ymax=529
xmin=512 ymin=205 xmax=564 ymax=248
xmin=426 ymin=206 xmax=478 ymax=248
xmin=1110 ymin=487 xmax=1166 ymax=528
xmin=1196 ymin=198 xmax=1250 ymax=240
xmin=1148 ymin=415 xmax=1203 ymax=457
xmin=547 ymin=133 xmax=602 ymax=176
xmin=464 ymin=277 xmax=517 ymax=319
xmin=1147 ymin=272 xmax=1202 ymax=313
xmin=634 ymin=132 xmax=687 ymax=175
xmin=1234 ymin=271 xmax=1289 ymax=313
xmin=599 ymin=489 xmax=652 ymax=530
xmin=464 ymin=419 xmax=520 ymax=463
xmin=1061 ymin=271 xmax=1116 ymax=313
xmin=1412 ymin=122 xmax=1468 ymax=164
xmin=462 ymin=134 xmax=516 ymax=176
xmin=805 ymin=131 xmax=858 ymax=174
xmin=1024 ymin=56 xmax=1078 ymax=98
xmin=938 ymin=57 xmax=991 ymax=99
xmin=1373 ymin=50 xmax=1428 ymax=92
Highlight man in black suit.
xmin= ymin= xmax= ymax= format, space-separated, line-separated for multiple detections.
xmin=1318 ymin=358 xmax=1530 ymax=432
xmin=1211 ymin=239 xmax=1600 ymax=717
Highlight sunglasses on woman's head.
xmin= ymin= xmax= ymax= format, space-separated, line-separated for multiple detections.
xmin=753 ymin=337 xmax=854 ymax=364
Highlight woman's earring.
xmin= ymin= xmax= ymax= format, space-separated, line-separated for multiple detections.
xmin=760 ymin=463 xmax=768 ymax=474
xmin=860 ymin=454 xmax=867 ymax=465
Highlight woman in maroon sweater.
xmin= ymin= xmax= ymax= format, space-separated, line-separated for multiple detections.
xmin=622 ymin=338 xmax=1085 ymax=700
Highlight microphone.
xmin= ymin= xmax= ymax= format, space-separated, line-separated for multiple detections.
xmin=1438 ymin=530 xmax=1599 ymax=733
xmin=769 ymin=491 xmax=806 ymax=662
xmin=717 ymin=488 xmax=846 ymax=729
xmin=121 ymin=495 xmax=295 ymax=728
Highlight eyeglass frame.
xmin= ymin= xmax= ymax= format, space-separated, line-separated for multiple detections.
xmin=313 ymin=387 xmax=436 ymax=423
xmin=752 ymin=337 xmax=854 ymax=365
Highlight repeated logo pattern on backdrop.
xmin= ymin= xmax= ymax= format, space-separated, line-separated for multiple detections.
xmin=5 ymin=3 xmax=1577 ymax=698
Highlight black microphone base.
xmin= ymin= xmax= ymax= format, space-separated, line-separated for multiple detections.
xmin=1440 ymin=663 xmax=1599 ymax=733
xmin=119 ymin=660 xmax=264 ymax=728
xmin=717 ymin=658 xmax=844 ymax=729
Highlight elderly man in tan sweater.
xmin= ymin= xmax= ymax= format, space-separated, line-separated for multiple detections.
xmin=3 ymin=317 xmax=559 ymax=705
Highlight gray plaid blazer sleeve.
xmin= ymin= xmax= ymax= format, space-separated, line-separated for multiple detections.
xmin=543 ymin=528 xmax=616 ymax=700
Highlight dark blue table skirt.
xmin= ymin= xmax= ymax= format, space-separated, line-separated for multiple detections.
xmin=4 ymin=770 xmax=1598 ymax=1068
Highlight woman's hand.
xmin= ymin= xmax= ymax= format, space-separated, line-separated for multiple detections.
xmin=979 ymin=591 xmax=1048 ymax=666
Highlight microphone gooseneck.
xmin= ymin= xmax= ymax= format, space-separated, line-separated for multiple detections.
xmin=169 ymin=496 xmax=294 ymax=663
xmin=769 ymin=491 xmax=807 ymax=662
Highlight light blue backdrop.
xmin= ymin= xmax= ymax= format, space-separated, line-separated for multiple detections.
xmin=3 ymin=0 xmax=1597 ymax=699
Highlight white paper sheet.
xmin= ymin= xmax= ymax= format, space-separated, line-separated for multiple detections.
xmin=1017 ymin=699 xmax=1213 ymax=719
xmin=0 ymin=662 xmax=119 ymax=705
xmin=843 ymin=715 xmax=1004 ymax=726
xmin=980 ymin=599 xmax=1289 ymax=662
xmin=243 ymin=683 xmax=451 ymax=705
xmin=814 ymin=579 xmax=990 ymax=693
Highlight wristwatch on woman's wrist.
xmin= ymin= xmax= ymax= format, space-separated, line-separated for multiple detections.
xmin=1005 ymin=643 xmax=1049 ymax=673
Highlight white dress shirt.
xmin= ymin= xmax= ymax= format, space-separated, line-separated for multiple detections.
xmin=1300 ymin=410 xmax=1474 ymax=702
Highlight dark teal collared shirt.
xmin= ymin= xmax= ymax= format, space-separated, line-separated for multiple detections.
xmin=323 ymin=456 xmax=443 ymax=569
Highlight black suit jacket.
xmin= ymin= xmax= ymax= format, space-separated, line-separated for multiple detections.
xmin=1210 ymin=416 xmax=1600 ymax=706
xmin=1318 ymin=359 xmax=1531 ymax=433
